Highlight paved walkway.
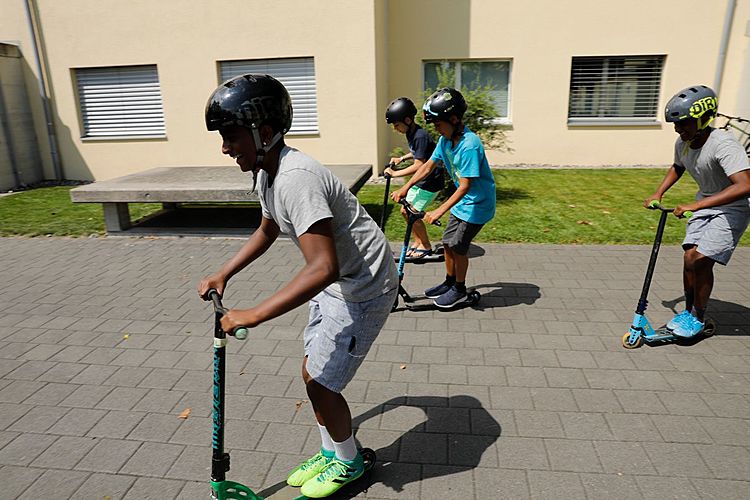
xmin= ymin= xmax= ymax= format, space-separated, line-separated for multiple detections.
xmin=0 ymin=237 xmax=748 ymax=500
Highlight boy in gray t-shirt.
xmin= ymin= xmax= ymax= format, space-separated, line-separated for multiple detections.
xmin=645 ymin=85 xmax=750 ymax=338
xmin=198 ymin=74 xmax=397 ymax=498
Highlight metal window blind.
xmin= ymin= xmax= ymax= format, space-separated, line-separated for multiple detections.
xmin=568 ymin=55 xmax=665 ymax=119
xmin=220 ymin=58 xmax=318 ymax=134
xmin=76 ymin=65 xmax=165 ymax=137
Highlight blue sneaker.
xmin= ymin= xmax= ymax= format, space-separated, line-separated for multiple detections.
xmin=667 ymin=310 xmax=692 ymax=331
xmin=425 ymin=281 xmax=453 ymax=299
xmin=671 ymin=313 xmax=704 ymax=338
xmin=434 ymin=285 xmax=467 ymax=308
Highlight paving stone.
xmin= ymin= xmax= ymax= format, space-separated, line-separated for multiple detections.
xmin=17 ymin=468 xmax=89 ymax=499
xmin=75 ymin=437 xmax=142 ymax=473
xmin=527 ymin=470 xmax=586 ymax=500
xmin=73 ymin=472 xmax=137 ymax=499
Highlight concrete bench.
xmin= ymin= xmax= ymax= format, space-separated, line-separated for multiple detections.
xmin=70 ymin=165 xmax=372 ymax=233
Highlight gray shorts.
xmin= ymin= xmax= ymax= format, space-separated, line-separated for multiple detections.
xmin=303 ymin=288 xmax=396 ymax=393
xmin=682 ymin=209 xmax=750 ymax=265
xmin=442 ymin=214 xmax=484 ymax=255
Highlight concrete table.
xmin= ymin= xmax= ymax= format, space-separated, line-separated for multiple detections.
xmin=70 ymin=165 xmax=372 ymax=233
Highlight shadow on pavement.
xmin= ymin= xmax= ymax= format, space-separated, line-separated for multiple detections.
xmin=342 ymin=395 xmax=502 ymax=498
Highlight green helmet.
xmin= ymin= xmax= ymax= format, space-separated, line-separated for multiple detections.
xmin=664 ymin=85 xmax=717 ymax=130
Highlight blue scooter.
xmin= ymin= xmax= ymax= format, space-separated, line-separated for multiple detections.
xmin=621 ymin=202 xmax=715 ymax=349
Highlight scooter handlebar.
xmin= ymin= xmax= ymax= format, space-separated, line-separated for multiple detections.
xmin=206 ymin=289 xmax=249 ymax=340
xmin=647 ymin=200 xmax=693 ymax=219
xmin=398 ymin=198 xmax=442 ymax=226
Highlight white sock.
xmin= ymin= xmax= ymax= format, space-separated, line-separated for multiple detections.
xmin=318 ymin=424 xmax=334 ymax=452
xmin=333 ymin=434 xmax=358 ymax=462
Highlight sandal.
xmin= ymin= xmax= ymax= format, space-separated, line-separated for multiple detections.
xmin=405 ymin=246 xmax=417 ymax=257
xmin=409 ymin=248 xmax=433 ymax=259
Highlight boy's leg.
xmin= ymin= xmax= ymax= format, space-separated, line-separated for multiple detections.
xmin=411 ymin=219 xmax=432 ymax=252
xmin=300 ymin=289 xmax=395 ymax=496
xmin=434 ymin=215 xmax=483 ymax=307
xmin=683 ymin=247 xmax=715 ymax=321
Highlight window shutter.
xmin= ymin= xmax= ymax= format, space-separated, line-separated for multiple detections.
xmin=76 ymin=65 xmax=165 ymax=138
xmin=220 ymin=58 xmax=318 ymax=135
xmin=568 ymin=55 xmax=665 ymax=120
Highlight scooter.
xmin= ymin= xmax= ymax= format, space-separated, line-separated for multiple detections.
xmin=621 ymin=202 xmax=715 ymax=349
xmin=392 ymin=199 xmax=481 ymax=311
xmin=380 ymin=166 xmax=444 ymax=263
xmin=206 ymin=290 xmax=375 ymax=499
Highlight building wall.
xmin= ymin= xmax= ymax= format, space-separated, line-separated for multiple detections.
xmin=0 ymin=43 xmax=43 ymax=190
xmin=1 ymin=0 xmax=748 ymax=181
xmin=386 ymin=0 xmax=739 ymax=167
xmin=1 ymin=0 xmax=382 ymax=181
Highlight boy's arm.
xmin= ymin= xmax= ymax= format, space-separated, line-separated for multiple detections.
xmin=390 ymin=159 xmax=437 ymax=201
xmin=644 ymin=164 xmax=684 ymax=207
xmin=425 ymin=177 xmax=471 ymax=224
xmin=198 ymin=215 xmax=280 ymax=297
xmin=385 ymin=158 xmax=426 ymax=178
xmin=674 ymin=169 xmax=750 ymax=217
xmin=219 ymin=218 xmax=339 ymax=331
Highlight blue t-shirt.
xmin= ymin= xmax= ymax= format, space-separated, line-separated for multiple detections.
xmin=430 ymin=126 xmax=496 ymax=224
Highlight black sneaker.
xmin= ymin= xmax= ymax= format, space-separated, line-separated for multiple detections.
xmin=425 ymin=282 xmax=453 ymax=299
xmin=434 ymin=286 xmax=467 ymax=308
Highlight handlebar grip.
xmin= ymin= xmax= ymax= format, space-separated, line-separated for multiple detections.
xmin=648 ymin=200 xmax=661 ymax=210
xmin=233 ymin=327 xmax=248 ymax=340
xmin=683 ymin=211 xmax=694 ymax=219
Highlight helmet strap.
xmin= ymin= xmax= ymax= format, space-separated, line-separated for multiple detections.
xmin=250 ymin=128 xmax=284 ymax=190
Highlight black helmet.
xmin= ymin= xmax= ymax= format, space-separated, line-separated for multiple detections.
xmin=664 ymin=85 xmax=717 ymax=130
xmin=423 ymin=87 xmax=467 ymax=124
xmin=205 ymin=74 xmax=293 ymax=134
xmin=385 ymin=97 xmax=418 ymax=124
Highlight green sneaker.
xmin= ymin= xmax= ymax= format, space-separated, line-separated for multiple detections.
xmin=299 ymin=453 xmax=364 ymax=498
xmin=286 ymin=448 xmax=334 ymax=487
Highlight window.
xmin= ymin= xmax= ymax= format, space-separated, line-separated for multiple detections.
xmin=220 ymin=57 xmax=318 ymax=135
xmin=423 ymin=60 xmax=511 ymax=122
xmin=568 ymin=55 xmax=665 ymax=123
xmin=75 ymin=65 xmax=165 ymax=138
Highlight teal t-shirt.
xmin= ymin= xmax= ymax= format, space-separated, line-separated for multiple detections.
xmin=430 ymin=126 xmax=496 ymax=224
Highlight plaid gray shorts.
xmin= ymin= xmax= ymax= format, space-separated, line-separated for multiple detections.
xmin=682 ymin=208 xmax=750 ymax=265
xmin=303 ymin=288 xmax=396 ymax=393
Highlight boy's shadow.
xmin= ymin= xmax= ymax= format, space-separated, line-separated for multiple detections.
xmin=340 ymin=395 xmax=502 ymax=498
xmin=657 ymin=296 xmax=750 ymax=346
xmin=472 ymin=281 xmax=541 ymax=310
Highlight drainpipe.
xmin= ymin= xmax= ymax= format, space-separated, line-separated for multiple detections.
xmin=24 ymin=0 xmax=62 ymax=181
xmin=714 ymin=0 xmax=737 ymax=93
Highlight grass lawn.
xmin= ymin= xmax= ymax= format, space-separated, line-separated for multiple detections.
xmin=1 ymin=169 xmax=747 ymax=246
xmin=358 ymin=168 xmax=749 ymax=246
xmin=0 ymin=186 xmax=161 ymax=236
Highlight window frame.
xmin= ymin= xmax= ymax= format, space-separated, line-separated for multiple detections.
xmin=74 ymin=64 xmax=166 ymax=141
xmin=567 ymin=54 xmax=665 ymax=126
xmin=422 ymin=59 xmax=512 ymax=125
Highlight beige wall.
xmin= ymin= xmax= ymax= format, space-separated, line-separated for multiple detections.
xmin=2 ymin=0 xmax=382 ymax=181
xmin=386 ymin=0 xmax=741 ymax=167
xmin=1 ymin=0 xmax=748 ymax=180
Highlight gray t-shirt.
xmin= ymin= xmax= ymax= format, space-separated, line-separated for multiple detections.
xmin=258 ymin=146 xmax=398 ymax=302
xmin=673 ymin=129 xmax=750 ymax=211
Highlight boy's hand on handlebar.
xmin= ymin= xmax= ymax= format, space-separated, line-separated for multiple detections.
xmin=673 ymin=203 xmax=697 ymax=218
xmin=424 ymin=211 xmax=440 ymax=225
xmin=389 ymin=156 xmax=402 ymax=165
xmin=390 ymin=187 xmax=408 ymax=203
xmin=643 ymin=194 xmax=661 ymax=209
xmin=384 ymin=167 xmax=395 ymax=176
xmin=220 ymin=308 xmax=257 ymax=334
xmin=198 ymin=274 xmax=226 ymax=300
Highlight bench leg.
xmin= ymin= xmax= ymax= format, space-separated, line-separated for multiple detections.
xmin=102 ymin=203 xmax=131 ymax=232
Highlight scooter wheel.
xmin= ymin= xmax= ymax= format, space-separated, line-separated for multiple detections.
xmin=702 ymin=319 xmax=716 ymax=337
xmin=360 ymin=448 xmax=376 ymax=471
xmin=622 ymin=332 xmax=643 ymax=349
xmin=468 ymin=290 xmax=481 ymax=305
